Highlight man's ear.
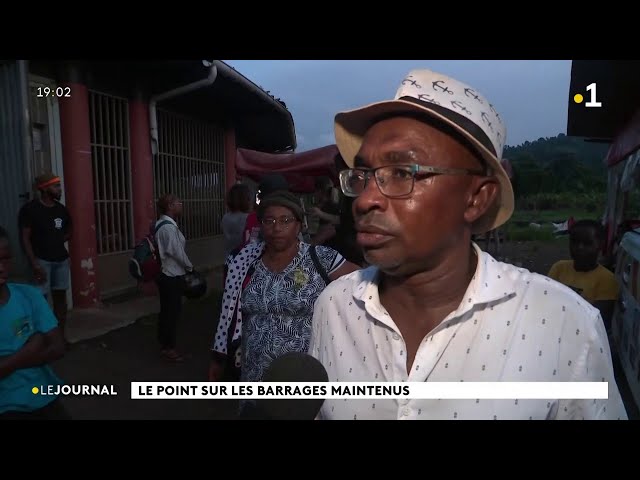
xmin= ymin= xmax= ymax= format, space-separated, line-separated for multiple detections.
xmin=464 ymin=178 xmax=499 ymax=225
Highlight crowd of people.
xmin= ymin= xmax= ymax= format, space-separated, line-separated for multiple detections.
xmin=0 ymin=67 xmax=631 ymax=420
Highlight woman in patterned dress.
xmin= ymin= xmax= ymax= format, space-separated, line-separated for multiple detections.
xmin=209 ymin=191 xmax=360 ymax=387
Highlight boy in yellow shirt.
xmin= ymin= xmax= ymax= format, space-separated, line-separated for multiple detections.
xmin=548 ymin=219 xmax=619 ymax=333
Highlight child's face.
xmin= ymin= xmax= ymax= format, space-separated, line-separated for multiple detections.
xmin=0 ymin=240 xmax=10 ymax=287
xmin=569 ymin=227 xmax=600 ymax=268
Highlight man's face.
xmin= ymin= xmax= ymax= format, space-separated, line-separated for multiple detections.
xmin=0 ymin=240 xmax=11 ymax=287
xmin=171 ymin=198 xmax=183 ymax=217
xmin=351 ymin=116 xmax=495 ymax=275
xmin=570 ymin=227 xmax=600 ymax=269
xmin=46 ymin=182 xmax=62 ymax=201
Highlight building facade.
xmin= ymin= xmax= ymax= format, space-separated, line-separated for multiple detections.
xmin=0 ymin=60 xmax=296 ymax=308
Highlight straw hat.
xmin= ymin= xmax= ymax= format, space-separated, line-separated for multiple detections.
xmin=334 ymin=69 xmax=514 ymax=234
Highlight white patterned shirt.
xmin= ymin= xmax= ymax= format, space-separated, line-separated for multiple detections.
xmin=309 ymin=243 xmax=628 ymax=420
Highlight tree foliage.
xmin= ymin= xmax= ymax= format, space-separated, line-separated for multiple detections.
xmin=504 ymin=134 xmax=609 ymax=199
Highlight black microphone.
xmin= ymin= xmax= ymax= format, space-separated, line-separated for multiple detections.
xmin=240 ymin=352 xmax=328 ymax=420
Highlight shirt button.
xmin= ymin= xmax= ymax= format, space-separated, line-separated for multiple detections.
xmin=393 ymin=333 xmax=400 ymax=340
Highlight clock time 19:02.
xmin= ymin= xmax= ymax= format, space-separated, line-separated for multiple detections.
xmin=36 ymin=87 xmax=71 ymax=97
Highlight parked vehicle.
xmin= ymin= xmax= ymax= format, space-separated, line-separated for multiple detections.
xmin=603 ymin=114 xmax=640 ymax=411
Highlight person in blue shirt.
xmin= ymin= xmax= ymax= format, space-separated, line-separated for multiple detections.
xmin=0 ymin=225 xmax=68 ymax=419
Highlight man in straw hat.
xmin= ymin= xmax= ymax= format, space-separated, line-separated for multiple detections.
xmin=18 ymin=173 xmax=72 ymax=342
xmin=309 ymin=69 xmax=628 ymax=420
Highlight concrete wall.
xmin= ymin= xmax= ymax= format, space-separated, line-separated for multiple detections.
xmin=96 ymin=235 xmax=226 ymax=300
xmin=96 ymin=252 xmax=137 ymax=299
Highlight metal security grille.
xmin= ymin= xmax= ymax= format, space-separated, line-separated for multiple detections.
xmin=89 ymin=91 xmax=133 ymax=254
xmin=154 ymin=109 xmax=225 ymax=240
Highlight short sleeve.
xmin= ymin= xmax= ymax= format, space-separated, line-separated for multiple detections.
xmin=154 ymin=224 xmax=174 ymax=253
xmin=314 ymin=245 xmax=346 ymax=275
xmin=27 ymin=287 xmax=58 ymax=333
xmin=594 ymin=269 xmax=619 ymax=301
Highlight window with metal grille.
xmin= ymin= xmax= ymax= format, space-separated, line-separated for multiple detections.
xmin=88 ymin=91 xmax=133 ymax=255
xmin=154 ymin=109 xmax=225 ymax=240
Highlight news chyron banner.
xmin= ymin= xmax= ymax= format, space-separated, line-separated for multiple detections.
xmin=26 ymin=382 xmax=608 ymax=401
xmin=130 ymin=382 xmax=609 ymax=400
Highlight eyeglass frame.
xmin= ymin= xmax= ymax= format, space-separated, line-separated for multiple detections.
xmin=260 ymin=215 xmax=299 ymax=228
xmin=338 ymin=163 xmax=490 ymax=198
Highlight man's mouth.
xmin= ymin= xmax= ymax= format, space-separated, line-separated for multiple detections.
xmin=356 ymin=225 xmax=394 ymax=248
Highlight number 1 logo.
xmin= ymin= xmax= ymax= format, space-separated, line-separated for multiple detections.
xmin=585 ymin=83 xmax=602 ymax=108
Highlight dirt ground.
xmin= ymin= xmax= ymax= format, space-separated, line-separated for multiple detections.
xmin=51 ymin=239 xmax=639 ymax=420
xmin=481 ymin=237 xmax=570 ymax=275
xmin=52 ymin=293 xmax=239 ymax=420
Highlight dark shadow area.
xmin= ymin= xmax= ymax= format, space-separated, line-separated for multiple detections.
xmin=51 ymin=291 xmax=240 ymax=420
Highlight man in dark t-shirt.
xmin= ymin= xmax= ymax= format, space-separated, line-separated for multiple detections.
xmin=326 ymin=154 xmax=365 ymax=266
xmin=310 ymin=176 xmax=340 ymax=246
xmin=18 ymin=173 xmax=72 ymax=339
xmin=331 ymin=194 xmax=365 ymax=267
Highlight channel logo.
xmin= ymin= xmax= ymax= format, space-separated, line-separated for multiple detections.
xmin=32 ymin=385 xmax=118 ymax=396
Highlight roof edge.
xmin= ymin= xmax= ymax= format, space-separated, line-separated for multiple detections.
xmin=212 ymin=60 xmax=296 ymax=151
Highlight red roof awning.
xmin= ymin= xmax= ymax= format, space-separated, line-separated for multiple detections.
xmin=236 ymin=145 xmax=340 ymax=193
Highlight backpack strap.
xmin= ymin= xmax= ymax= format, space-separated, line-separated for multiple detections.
xmin=154 ymin=219 xmax=173 ymax=234
xmin=310 ymin=244 xmax=331 ymax=285
xmin=151 ymin=220 xmax=175 ymax=258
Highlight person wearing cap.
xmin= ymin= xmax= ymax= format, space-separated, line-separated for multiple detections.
xmin=209 ymin=191 xmax=360 ymax=401
xmin=18 ymin=173 xmax=72 ymax=341
xmin=241 ymin=174 xmax=290 ymax=246
xmin=309 ymin=69 xmax=628 ymax=420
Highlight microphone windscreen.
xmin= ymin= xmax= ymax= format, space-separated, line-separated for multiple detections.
xmin=260 ymin=352 xmax=328 ymax=420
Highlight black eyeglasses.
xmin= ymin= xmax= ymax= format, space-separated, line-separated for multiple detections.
xmin=260 ymin=216 xmax=298 ymax=228
xmin=339 ymin=164 xmax=487 ymax=198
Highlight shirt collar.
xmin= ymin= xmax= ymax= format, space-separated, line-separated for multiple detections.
xmin=159 ymin=214 xmax=177 ymax=227
xmin=353 ymin=243 xmax=517 ymax=328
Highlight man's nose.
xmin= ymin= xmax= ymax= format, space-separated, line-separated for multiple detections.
xmin=353 ymin=176 xmax=387 ymax=215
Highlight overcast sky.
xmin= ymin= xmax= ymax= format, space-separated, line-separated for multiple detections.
xmin=225 ymin=60 xmax=572 ymax=152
